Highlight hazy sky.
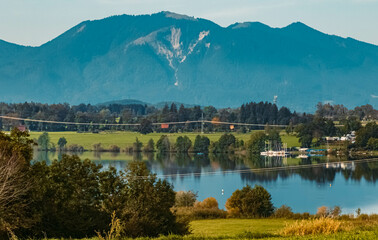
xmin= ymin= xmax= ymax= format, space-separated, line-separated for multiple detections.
xmin=0 ymin=0 xmax=377 ymax=46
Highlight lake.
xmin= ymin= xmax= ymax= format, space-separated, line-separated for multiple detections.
xmin=33 ymin=150 xmax=378 ymax=215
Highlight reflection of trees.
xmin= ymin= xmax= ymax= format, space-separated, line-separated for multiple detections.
xmin=33 ymin=151 xmax=378 ymax=184
xmin=209 ymin=153 xmax=244 ymax=170
xmin=343 ymin=161 xmax=378 ymax=182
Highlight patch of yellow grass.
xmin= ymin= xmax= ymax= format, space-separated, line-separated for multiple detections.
xmin=281 ymin=218 xmax=351 ymax=236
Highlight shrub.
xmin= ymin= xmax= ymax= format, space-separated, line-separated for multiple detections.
xmin=273 ymin=205 xmax=294 ymax=218
xmin=173 ymin=207 xmax=227 ymax=220
xmin=330 ymin=206 xmax=342 ymax=218
xmin=109 ymin=145 xmax=120 ymax=152
xmin=194 ymin=197 xmax=219 ymax=209
xmin=175 ymin=191 xmax=197 ymax=207
xmin=316 ymin=206 xmax=329 ymax=218
xmin=67 ymin=144 xmax=84 ymax=152
xmin=357 ymin=214 xmax=369 ymax=221
xmin=93 ymin=143 xmax=103 ymax=152
xmin=226 ymin=185 xmax=274 ymax=218
xmin=281 ymin=218 xmax=348 ymax=236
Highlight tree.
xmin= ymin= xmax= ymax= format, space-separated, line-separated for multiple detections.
xmin=212 ymin=133 xmax=236 ymax=153
xmin=355 ymin=122 xmax=378 ymax=148
xmin=226 ymin=185 xmax=274 ymax=218
xmin=193 ymin=135 xmax=210 ymax=153
xmin=0 ymin=146 xmax=31 ymax=233
xmin=247 ymin=131 xmax=266 ymax=153
xmin=175 ymin=136 xmax=192 ymax=152
xmin=120 ymin=161 xmax=189 ymax=237
xmin=139 ymin=119 xmax=153 ymax=134
xmin=30 ymin=155 xmax=108 ymax=238
xmin=175 ymin=191 xmax=197 ymax=207
xmin=0 ymin=129 xmax=34 ymax=235
xmin=156 ymin=135 xmax=170 ymax=152
xmin=367 ymin=138 xmax=378 ymax=150
xmin=143 ymin=138 xmax=155 ymax=152
xmin=57 ymin=137 xmax=67 ymax=151
xmin=37 ymin=132 xmax=50 ymax=150
xmin=295 ymin=123 xmax=313 ymax=148
xmin=340 ymin=117 xmax=361 ymax=135
xmin=133 ymin=138 xmax=143 ymax=152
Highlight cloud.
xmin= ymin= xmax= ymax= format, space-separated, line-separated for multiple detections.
xmin=371 ymin=94 xmax=378 ymax=98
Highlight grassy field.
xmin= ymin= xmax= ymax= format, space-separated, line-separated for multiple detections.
xmin=189 ymin=218 xmax=292 ymax=237
xmin=39 ymin=218 xmax=378 ymax=239
xmin=28 ymin=131 xmax=301 ymax=150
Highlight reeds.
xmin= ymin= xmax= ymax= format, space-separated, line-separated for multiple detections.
xmin=281 ymin=217 xmax=349 ymax=236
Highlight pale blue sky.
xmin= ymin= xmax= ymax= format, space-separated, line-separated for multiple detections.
xmin=0 ymin=0 xmax=377 ymax=46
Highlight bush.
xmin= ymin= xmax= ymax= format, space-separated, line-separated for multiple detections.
xmin=109 ymin=145 xmax=120 ymax=152
xmin=175 ymin=191 xmax=197 ymax=207
xmin=93 ymin=143 xmax=103 ymax=152
xmin=367 ymin=137 xmax=378 ymax=150
xmin=67 ymin=144 xmax=84 ymax=152
xmin=273 ymin=205 xmax=294 ymax=218
xmin=226 ymin=185 xmax=274 ymax=218
xmin=316 ymin=206 xmax=329 ymax=218
xmin=173 ymin=207 xmax=227 ymax=220
xmin=330 ymin=206 xmax=342 ymax=218
xmin=194 ymin=197 xmax=219 ymax=209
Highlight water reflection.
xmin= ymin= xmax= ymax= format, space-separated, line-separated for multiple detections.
xmin=33 ymin=150 xmax=378 ymax=184
xmin=33 ymin=150 xmax=378 ymax=213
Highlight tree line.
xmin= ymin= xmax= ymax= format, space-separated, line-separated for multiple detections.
xmin=0 ymin=101 xmax=312 ymax=133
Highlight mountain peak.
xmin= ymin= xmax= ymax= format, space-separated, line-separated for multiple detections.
xmin=284 ymin=22 xmax=316 ymax=31
xmin=228 ymin=21 xmax=271 ymax=30
xmin=162 ymin=11 xmax=197 ymax=21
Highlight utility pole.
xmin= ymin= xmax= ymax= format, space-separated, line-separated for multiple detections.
xmin=201 ymin=112 xmax=204 ymax=134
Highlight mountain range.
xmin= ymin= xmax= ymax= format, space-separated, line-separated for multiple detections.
xmin=0 ymin=11 xmax=377 ymax=112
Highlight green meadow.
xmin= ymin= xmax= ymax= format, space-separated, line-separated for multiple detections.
xmin=28 ymin=131 xmax=301 ymax=150
xmin=36 ymin=218 xmax=378 ymax=240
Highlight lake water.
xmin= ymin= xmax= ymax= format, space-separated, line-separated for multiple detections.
xmin=33 ymin=151 xmax=378 ymax=215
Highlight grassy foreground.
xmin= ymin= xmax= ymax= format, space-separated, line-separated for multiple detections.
xmin=38 ymin=218 xmax=378 ymax=240
xmin=28 ymin=131 xmax=301 ymax=150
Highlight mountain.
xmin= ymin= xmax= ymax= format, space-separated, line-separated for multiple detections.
xmin=97 ymin=98 xmax=198 ymax=109
xmin=0 ymin=11 xmax=377 ymax=112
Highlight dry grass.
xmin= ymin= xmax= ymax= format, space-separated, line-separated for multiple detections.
xmin=281 ymin=218 xmax=351 ymax=236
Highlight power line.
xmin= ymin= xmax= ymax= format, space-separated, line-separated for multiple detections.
xmin=0 ymin=115 xmax=290 ymax=127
